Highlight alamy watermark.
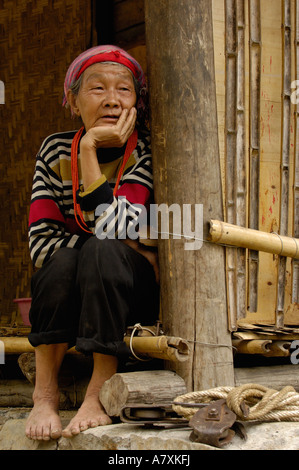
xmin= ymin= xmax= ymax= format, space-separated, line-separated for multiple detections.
xmin=95 ymin=198 xmax=204 ymax=251
xmin=0 ymin=340 xmax=4 ymax=364
xmin=290 ymin=340 xmax=299 ymax=365
xmin=0 ymin=81 xmax=4 ymax=104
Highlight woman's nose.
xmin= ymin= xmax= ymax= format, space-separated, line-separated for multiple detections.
xmin=103 ymin=89 xmax=119 ymax=107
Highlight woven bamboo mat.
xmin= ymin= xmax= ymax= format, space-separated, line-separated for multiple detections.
xmin=0 ymin=0 xmax=93 ymax=326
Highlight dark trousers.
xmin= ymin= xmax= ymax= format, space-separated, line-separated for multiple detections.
xmin=28 ymin=237 xmax=160 ymax=358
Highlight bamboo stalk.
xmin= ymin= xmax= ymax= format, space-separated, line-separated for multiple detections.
xmin=292 ymin=0 xmax=299 ymax=303
xmin=225 ymin=0 xmax=238 ymax=330
xmin=276 ymin=0 xmax=292 ymax=328
xmin=248 ymin=0 xmax=261 ymax=313
xmin=236 ymin=0 xmax=247 ymax=321
xmin=233 ymin=339 xmax=272 ymax=354
xmin=209 ymin=219 xmax=299 ymax=258
xmin=123 ymin=335 xmax=190 ymax=362
xmin=0 ymin=337 xmax=77 ymax=355
xmin=2 ymin=335 xmax=190 ymax=363
xmin=233 ymin=339 xmax=291 ymax=356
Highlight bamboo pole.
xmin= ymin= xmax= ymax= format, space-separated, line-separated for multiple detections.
xmin=124 ymin=335 xmax=190 ymax=362
xmin=233 ymin=339 xmax=291 ymax=356
xmin=2 ymin=334 xmax=190 ymax=362
xmin=248 ymin=0 xmax=261 ymax=313
xmin=225 ymin=0 xmax=238 ymax=330
xmin=276 ymin=0 xmax=292 ymax=328
xmin=292 ymin=0 xmax=299 ymax=303
xmin=0 ymin=337 xmax=77 ymax=355
xmin=236 ymin=0 xmax=247 ymax=322
xmin=222 ymin=0 xmax=247 ymax=329
xmin=145 ymin=0 xmax=234 ymax=391
xmin=209 ymin=219 xmax=299 ymax=258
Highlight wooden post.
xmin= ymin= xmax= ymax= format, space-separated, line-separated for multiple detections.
xmin=144 ymin=0 xmax=234 ymax=391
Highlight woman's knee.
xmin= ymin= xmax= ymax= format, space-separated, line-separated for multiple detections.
xmin=77 ymin=237 xmax=130 ymax=286
xmin=79 ymin=237 xmax=123 ymax=264
xmin=31 ymin=248 xmax=79 ymax=297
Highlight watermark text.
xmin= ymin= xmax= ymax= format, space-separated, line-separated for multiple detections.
xmin=95 ymin=199 xmax=203 ymax=251
xmin=0 ymin=81 xmax=4 ymax=104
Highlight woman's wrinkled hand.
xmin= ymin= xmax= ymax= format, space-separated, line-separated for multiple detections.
xmin=80 ymin=107 xmax=137 ymax=150
xmin=122 ymin=239 xmax=160 ymax=285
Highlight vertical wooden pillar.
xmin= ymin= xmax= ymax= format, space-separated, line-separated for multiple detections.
xmin=144 ymin=0 xmax=234 ymax=391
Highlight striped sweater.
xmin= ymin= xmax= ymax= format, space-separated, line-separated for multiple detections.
xmin=29 ymin=128 xmax=153 ymax=268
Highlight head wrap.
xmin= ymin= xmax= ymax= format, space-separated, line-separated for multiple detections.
xmin=63 ymin=45 xmax=148 ymax=125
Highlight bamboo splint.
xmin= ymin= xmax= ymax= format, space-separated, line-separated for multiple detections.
xmin=209 ymin=219 xmax=299 ymax=258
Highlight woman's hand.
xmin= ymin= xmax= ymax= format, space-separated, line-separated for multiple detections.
xmin=80 ymin=107 xmax=137 ymax=151
xmin=122 ymin=239 xmax=160 ymax=284
xmin=79 ymin=107 xmax=136 ymax=191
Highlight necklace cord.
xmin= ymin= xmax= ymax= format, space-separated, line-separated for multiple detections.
xmin=71 ymin=127 xmax=138 ymax=234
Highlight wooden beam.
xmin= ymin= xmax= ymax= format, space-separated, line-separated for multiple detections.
xmin=234 ymin=365 xmax=299 ymax=392
xmin=144 ymin=0 xmax=234 ymax=391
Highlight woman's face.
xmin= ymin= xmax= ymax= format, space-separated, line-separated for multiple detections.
xmin=70 ymin=62 xmax=137 ymax=132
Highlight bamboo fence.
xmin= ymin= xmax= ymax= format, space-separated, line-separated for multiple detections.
xmin=0 ymin=0 xmax=93 ymax=326
xmin=213 ymin=0 xmax=299 ymax=330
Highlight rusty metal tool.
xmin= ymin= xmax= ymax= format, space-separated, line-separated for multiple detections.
xmin=189 ymin=399 xmax=237 ymax=448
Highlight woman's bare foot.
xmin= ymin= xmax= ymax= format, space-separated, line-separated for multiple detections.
xmin=25 ymin=343 xmax=68 ymax=441
xmin=26 ymin=393 xmax=62 ymax=441
xmin=62 ymin=393 xmax=111 ymax=437
xmin=62 ymin=352 xmax=117 ymax=437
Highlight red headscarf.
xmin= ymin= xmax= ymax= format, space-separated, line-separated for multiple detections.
xmin=63 ymin=45 xmax=148 ymax=125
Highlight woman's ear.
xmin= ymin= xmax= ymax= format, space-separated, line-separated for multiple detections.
xmin=66 ymin=90 xmax=81 ymax=117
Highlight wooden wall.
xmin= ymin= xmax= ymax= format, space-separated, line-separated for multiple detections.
xmin=110 ymin=0 xmax=147 ymax=79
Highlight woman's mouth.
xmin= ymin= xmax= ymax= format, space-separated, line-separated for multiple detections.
xmin=100 ymin=115 xmax=119 ymax=124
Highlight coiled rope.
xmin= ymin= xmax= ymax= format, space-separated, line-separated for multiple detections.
xmin=172 ymin=383 xmax=299 ymax=422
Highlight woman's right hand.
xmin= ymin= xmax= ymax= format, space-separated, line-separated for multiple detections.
xmin=80 ymin=107 xmax=137 ymax=151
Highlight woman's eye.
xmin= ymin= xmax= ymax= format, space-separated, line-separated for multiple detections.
xmin=119 ymin=87 xmax=131 ymax=92
xmin=91 ymin=85 xmax=103 ymax=90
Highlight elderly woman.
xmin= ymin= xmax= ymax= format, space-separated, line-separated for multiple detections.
xmin=25 ymin=45 xmax=159 ymax=441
